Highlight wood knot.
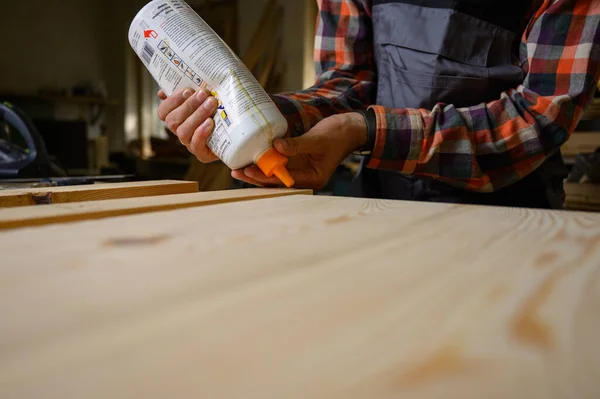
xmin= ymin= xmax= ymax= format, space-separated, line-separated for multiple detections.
xmin=326 ymin=215 xmax=352 ymax=225
xmin=104 ymin=235 xmax=170 ymax=247
xmin=31 ymin=192 xmax=52 ymax=205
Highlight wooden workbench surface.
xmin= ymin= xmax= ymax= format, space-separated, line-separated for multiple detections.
xmin=1 ymin=195 xmax=599 ymax=398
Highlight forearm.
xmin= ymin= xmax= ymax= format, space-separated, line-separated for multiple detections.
xmin=367 ymin=86 xmax=581 ymax=191
xmin=271 ymin=75 xmax=375 ymax=137
xmin=270 ymin=0 xmax=376 ymax=136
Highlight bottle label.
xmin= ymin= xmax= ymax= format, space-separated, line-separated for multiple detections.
xmin=129 ymin=0 xmax=275 ymax=160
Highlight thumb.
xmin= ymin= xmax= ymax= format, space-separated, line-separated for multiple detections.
xmin=274 ymin=135 xmax=318 ymax=157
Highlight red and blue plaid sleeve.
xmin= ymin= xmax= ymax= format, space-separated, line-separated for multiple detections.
xmin=270 ymin=0 xmax=376 ymax=137
xmin=367 ymin=0 xmax=600 ymax=192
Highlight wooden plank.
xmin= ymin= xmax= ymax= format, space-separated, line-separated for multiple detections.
xmin=1 ymin=196 xmax=600 ymax=398
xmin=0 ymin=180 xmax=198 ymax=208
xmin=564 ymin=182 xmax=600 ymax=211
xmin=564 ymin=182 xmax=600 ymax=202
xmin=241 ymin=0 xmax=279 ymax=72
xmin=0 ymin=188 xmax=312 ymax=230
xmin=561 ymin=131 xmax=600 ymax=158
xmin=581 ymin=99 xmax=600 ymax=120
xmin=564 ymin=201 xmax=600 ymax=212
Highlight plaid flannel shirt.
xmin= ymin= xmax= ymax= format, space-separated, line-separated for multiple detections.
xmin=270 ymin=0 xmax=600 ymax=192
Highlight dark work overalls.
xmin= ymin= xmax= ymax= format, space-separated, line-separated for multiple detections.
xmin=352 ymin=0 xmax=568 ymax=209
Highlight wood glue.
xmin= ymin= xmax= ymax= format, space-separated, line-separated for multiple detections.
xmin=128 ymin=0 xmax=294 ymax=187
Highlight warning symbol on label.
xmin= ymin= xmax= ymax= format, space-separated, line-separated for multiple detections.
xmin=178 ymin=61 xmax=187 ymax=72
xmin=158 ymin=40 xmax=169 ymax=54
xmin=172 ymin=55 xmax=182 ymax=67
xmin=144 ymin=30 xmax=158 ymax=39
xmin=193 ymin=76 xmax=203 ymax=86
xmin=218 ymin=105 xmax=232 ymax=126
xmin=185 ymin=68 xmax=195 ymax=80
xmin=165 ymin=48 xmax=175 ymax=60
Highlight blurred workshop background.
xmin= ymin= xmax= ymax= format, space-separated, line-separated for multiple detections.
xmin=1 ymin=0 xmax=599 ymax=206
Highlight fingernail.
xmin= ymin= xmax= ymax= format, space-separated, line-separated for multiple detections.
xmin=274 ymin=138 xmax=287 ymax=150
xmin=182 ymin=89 xmax=194 ymax=99
xmin=196 ymin=89 xmax=208 ymax=100
xmin=200 ymin=118 xmax=212 ymax=129
xmin=204 ymin=96 xmax=217 ymax=110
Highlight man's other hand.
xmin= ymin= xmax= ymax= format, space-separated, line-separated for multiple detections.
xmin=232 ymin=113 xmax=368 ymax=191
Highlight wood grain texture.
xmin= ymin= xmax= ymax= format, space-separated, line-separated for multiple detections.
xmin=0 ymin=188 xmax=313 ymax=230
xmin=0 ymin=180 xmax=199 ymax=207
xmin=564 ymin=182 xmax=600 ymax=212
xmin=561 ymin=132 xmax=600 ymax=158
xmin=1 ymin=196 xmax=600 ymax=398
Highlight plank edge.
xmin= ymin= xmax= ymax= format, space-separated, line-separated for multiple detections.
xmin=0 ymin=189 xmax=313 ymax=230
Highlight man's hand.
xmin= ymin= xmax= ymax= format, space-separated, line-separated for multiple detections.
xmin=232 ymin=113 xmax=368 ymax=190
xmin=157 ymin=88 xmax=220 ymax=163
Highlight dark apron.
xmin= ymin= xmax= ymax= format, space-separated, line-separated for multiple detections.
xmin=352 ymin=0 xmax=568 ymax=209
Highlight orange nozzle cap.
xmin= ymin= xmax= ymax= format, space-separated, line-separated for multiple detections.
xmin=257 ymin=147 xmax=295 ymax=187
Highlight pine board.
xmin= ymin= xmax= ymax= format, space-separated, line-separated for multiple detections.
xmin=564 ymin=182 xmax=600 ymax=212
xmin=0 ymin=180 xmax=199 ymax=207
xmin=1 ymin=195 xmax=600 ymax=398
xmin=0 ymin=188 xmax=312 ymax=230
xmin=561 ymin=131 xmax=600 ymax=158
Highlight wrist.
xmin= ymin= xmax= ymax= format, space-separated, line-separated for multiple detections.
xmin=351 ymin=109 xmax=376 ymax=156
xmin=343 ymin=112 xmax=369 ymax=153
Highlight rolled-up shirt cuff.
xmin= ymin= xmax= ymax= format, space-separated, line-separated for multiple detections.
xmin=353 ymin=107 xmax=377 ymax=155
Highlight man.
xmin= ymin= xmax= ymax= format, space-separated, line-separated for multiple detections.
xmin=157 ymin=0 xmax=600 ymax=209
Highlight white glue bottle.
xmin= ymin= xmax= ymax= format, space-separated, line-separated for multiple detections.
xmin=128 ymin=0 xmax=294 ymax=187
